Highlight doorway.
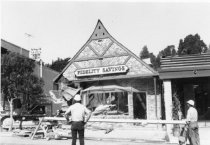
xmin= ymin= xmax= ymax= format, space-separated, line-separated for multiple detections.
xmin=194 ymin=82 xmax=210 ymax=120
xmin=133 ymin=92 xmax=147 ymax=119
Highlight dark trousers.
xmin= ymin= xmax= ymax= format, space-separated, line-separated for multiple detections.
xmin=71 ymin=121 xmax=85 ymax=145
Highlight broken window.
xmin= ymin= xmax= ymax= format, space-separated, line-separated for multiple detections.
xmin=84 ymin=92 xmax=128 ymax=116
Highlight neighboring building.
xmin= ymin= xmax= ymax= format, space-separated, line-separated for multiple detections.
xmin=54 ymin=20 xmax=161 ymax=119
xmin=159 ymin=53 xmax=210 ymax=121
xmin=1 ymin=39 xmax=29 ymax=57
xmin=1 ymin=39 xmax=59 ymax=116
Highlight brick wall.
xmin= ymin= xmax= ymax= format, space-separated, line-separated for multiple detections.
xmin=147 ymin=94 xmax=161 ymax=119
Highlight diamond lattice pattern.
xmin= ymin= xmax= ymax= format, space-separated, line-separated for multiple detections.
xmin=101 ymin=56 xmax=129 ymax=66
xmin=74 ymin=59 xmax=101 ymax=68
xmin=104 ymin=43 xmax=128 ymax=56
xmin=63 ymin=64 xmax=77 ymax=80
xmin=126 ymin=57 xmax=153 ymax=75
xmin=89 ymin=38 xmax=112 ymax=55
xmin=76 ymin=46 xmax=97 ymax=60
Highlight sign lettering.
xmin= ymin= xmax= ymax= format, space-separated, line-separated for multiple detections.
xmin=75 ymin=65 xmax=128 ymax=77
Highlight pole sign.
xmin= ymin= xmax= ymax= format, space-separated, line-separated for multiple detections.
xmin=75 ymin=65 xmax=128 ymax=77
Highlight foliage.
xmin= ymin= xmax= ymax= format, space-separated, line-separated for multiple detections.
xmin=172 ymin=92 xmax=181 ymax=120
xmin=149 ymin=53 xmax=159 ymax=70
xmin=154 ymin=45 xmax=177 ymax=70
xmin=139 ymin=45 xmax=150 ymax=59
xmin=139 ymin=46 xmax=159 ymax=70
xmin=139 ymin=33 xmax=208 ymax=70
xmin=1 ymin=52 xmax=44 ymax=111
xmin=46 ymin=57 xmax=70 ymax=72
xmin=177 ymin=34 xmax=207 ymax=55
xmin=159 ymin=45 xmax=176 ymax=57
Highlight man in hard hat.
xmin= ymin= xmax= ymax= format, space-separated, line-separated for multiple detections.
xmin=185 ymin=100 xmax=200 ymax=145
xmin=65 ymin=94 xmax=91 ymax=145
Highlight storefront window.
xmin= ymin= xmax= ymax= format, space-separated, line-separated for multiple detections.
xmin=85 ymin=92 xmax=128 ymax=116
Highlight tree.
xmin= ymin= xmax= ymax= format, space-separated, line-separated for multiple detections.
xmin=1 ymin=52 xmax=44 ymax=130
xmin=159 ymin=45 xmax=176 ymax=57
xmin=177 ymin=34 xmax=208 ymax=55
xmin=153 ymin=45 xmax=176 ymax=70
xmin=46 ymin=57 xmax=70 ymax=72
xmin=140 ymin=45 xmax=150 ymax=59
xmin=149 ymin=53 xmax=159 ymax=70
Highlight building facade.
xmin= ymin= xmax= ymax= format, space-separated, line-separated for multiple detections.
xmin=54 ymin=20 xmax=161 ymax=119
xmin=160 ymin=53 xmax=210 ymax=121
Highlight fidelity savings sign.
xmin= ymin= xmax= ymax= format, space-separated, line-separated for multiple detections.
xmin=75 ymin=65 xmax=128 ymax=77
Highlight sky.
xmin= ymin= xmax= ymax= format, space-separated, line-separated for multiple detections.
xmin=1 ymin=0 xmax=210 ymax=64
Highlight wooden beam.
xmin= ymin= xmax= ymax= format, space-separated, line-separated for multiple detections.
xmin=101 ymin=41 xmax=114 ymax=56
xmin=136 ymin=94 xmax=146 ymax=110
xmin=41 ymin=117 xmax=186 ymax=124
xmin=88 ymin=44 xmax=100 ymax=56
xmin=73 ymin=54 xmax=129 ymax=62
xmin=31 ymin=118 xmax=44 ymax=140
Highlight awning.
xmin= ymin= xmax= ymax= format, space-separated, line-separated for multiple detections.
xmin=62 ymin=87 xmax=80 ymax=100
xmin=49 ymin=87 xmax=80 ymax=102
xmin=81 ymin=85 xmax=140 ymax=94
xmin=49 ymin=90 xmax=64 ymax=103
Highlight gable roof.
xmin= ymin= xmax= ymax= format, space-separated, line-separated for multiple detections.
xmin=159 ymin=53 xmax=210 ymax=79
xmin=54 ymin=20 xmax=158 ymax=83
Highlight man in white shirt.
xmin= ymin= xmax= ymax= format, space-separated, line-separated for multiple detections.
xmin=65 ymin=94 xmax=91 ymax=145
xmin=186 ymin=100 xmax=200 ymax=145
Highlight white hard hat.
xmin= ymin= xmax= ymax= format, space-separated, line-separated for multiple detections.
xmin=187 ymin=100 xmax=194 ymax=106
xmin=74 ymin=94 xmax=81 ymax=101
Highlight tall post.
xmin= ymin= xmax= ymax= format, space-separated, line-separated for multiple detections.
xmin=163 ymin=80 xmax=173 ymax=134
xmin=154 ymin=77 xmax=157 ymax=119
xmin=0 ymin=92 xmax=3 ymax=111
xmin=128 ymin=92 xmax=134 ymax=118
xmin=82 ymin=93 xmax=87 ymax=106
xmin=40 ymin=59 xmax=42 ymax=78
xmin=0 ymin=56 xmax=2 ymax=111
xmin=9 ymin=100 xmax=13 ymax=131
xmin=31 ymin=48 xmax=42 ymax=78
xmin=9 ymin=98 xmax=18 ymax=131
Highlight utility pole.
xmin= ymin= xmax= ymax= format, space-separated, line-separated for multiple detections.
xmin=24 ymin=33 xmax=33 ymax=56
xmin=31 ymin=48 xmax=42 ymax=78
xmin=25 ymin=33 xmax=42 ymax=78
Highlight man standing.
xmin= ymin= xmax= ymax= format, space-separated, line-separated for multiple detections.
xmin=65 ymin=94 xmax=91 ymax=145
xmin=186 ymin=100 xmax=200 ymax=145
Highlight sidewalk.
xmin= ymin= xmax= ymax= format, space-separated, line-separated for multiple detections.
xmin=0 ymin=132 xmax=172 ymax=145
xmin=85 ymin=127 xmax=166 ymax=142
xmin=199 ymin=127 xmax=210 ymax=145
xmin=0 ymin=127 xmax=169 ymax=145
xmin=1 ymin=127 xmax=210 ymax=145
